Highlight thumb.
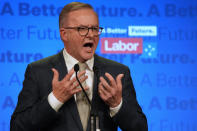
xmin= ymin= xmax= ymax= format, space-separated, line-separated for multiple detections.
xmin=116 ymin=74 xmax=124 ymax=88
xmin=52 ymin=68 xmax=59 ymax=84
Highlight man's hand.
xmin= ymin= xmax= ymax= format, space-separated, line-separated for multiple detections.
xmin=98 ymin=73 xmax=124 ymax=108
xmin=51 ymin=68 xmax=88 ymax=103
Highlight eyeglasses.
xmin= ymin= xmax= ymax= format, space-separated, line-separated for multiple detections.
xmin=63 ymin=26 xmax=104 ymax=36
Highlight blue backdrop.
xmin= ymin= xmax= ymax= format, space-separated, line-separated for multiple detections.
xmin=0 ymin=0 xmax=197 ymax=131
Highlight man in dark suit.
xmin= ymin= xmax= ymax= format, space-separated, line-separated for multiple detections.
xmin=10 ymin=2 xmax=148 ymax=131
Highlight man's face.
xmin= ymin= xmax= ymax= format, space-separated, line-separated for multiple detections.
xmin=60 ymin=8 xmax=100 ymax=62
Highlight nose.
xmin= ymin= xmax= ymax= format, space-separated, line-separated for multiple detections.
xmin=86 ymin=28 xmax=94 ymax=37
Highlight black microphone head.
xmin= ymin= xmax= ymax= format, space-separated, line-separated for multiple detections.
xmin=74 ymin=64 xmax=79 ymax=72
xmin=93 ymin=66 xmax=99 ymax=74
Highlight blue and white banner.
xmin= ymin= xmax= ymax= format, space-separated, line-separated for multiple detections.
xmin=0 ymin=0 xmax=197 ymax=130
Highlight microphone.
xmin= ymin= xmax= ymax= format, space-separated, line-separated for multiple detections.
xmin=93 ymin=66 xmax=99 ymax=76
xmin=74 ymin=64 xmax=91 ymax=105
xmin=74 ymin=63 xmax=79 ymax=72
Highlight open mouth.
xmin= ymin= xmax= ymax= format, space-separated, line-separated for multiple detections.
xmin=83 ymin=42 xmax=93 ymax=48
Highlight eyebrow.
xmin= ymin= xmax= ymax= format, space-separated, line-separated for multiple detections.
xmin=78 ymin=25 xmax=99 ymax=27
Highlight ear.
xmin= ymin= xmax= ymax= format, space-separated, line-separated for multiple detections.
xmin=60 ymin=28 xmax=68 ymax=42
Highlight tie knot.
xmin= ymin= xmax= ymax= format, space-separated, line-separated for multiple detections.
xmin=78 ymin=62 xmax=87 ymax=71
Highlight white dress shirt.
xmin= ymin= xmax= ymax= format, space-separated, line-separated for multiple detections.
xmin=48 ymin=48 xmax=122 ymax=117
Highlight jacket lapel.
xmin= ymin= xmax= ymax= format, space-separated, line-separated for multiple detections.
xmin=52 ymin=50 xmax=83 ymax=131
xmin=92 ymin=54 xmax=103 ymax=104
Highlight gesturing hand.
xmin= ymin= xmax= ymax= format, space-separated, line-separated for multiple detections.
xmin=51 ymin=68 xmax=88 ymax=103
xmin=98 ymin=73 xmax=124 ymax=108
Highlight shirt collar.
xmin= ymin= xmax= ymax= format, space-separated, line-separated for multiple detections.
xmin=63 ymin=48 xmax=94 ymax=71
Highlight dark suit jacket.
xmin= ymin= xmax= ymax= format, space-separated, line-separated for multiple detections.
xmin=10 ymin=50 xmax=148 ymax=131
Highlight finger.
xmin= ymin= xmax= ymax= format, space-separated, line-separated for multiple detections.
xmin=77 ymin=70 xmax=87 ymax=83
xmin=99 ymin=76 xmax=112 ymax=92
xmin=78 ymin=70 xmax=86 ymax=77
xmin=71 ymin=87 xmax=82 ymax=94
xmin=72 ymin=85 xmax=89 ymax=95
xmin=70 ymin=71 xmax=87 ymax=87
xmin=63 ymin=68 xmax=75 ymax=81
xmin=79 ymin=75 xmax=88 ymax=84
xmin=83 ymin=85 xmax=89 ymax=91
xmin=98 ymin=82 xmax=105 ymax=98
xmin=71 ymin=75 xmax=88 ymax=89
xmin=116 ymin=74 xmax=124 ymax=89
xmin=98 ymin=82 xmax=109 ymax=97
xmin=98 ymin=83 xmax=112 ymax=103
xmin=105 ymin=72 xmax=116 ymax=88
xmin=71 ymin=71 xmax=85 ymax=83
xmin=52 ymin=68 xmax=59 ymax=84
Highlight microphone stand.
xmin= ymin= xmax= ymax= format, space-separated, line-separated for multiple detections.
xmin=90 ymin=112 xmax=100 ymax=131
xmin=92 ymin=66 xmax=100 ymax=131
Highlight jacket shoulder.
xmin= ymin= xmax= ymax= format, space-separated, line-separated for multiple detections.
xmin=29 ymin=51 xmax=62 ymax=68
xmin=95 ymin=54 xmax=129 ymax=69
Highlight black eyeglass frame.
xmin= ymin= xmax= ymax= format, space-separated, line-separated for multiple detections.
xmin=63 ymin=26 xmax=104 ymax=36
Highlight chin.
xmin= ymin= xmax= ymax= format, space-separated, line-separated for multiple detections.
xmin=83 ymin=54 xmax=94 ymax=61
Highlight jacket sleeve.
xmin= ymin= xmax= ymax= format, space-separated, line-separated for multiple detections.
xmin=112 ymin=67 xmax=148 ymax=131
xmin=10 ymin=64 xmax=59 ymax=131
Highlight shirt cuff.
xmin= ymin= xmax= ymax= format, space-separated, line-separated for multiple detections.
xmin=109 ymin=99 xmax=123 ymax=117
xmin=48 ymin=92 xmax=63 ymax=112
